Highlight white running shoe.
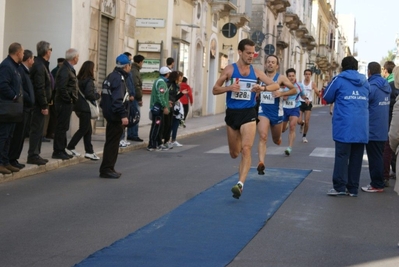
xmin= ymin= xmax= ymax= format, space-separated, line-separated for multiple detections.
xmin=302 ymin=137 xmax=308 ymax=143
xmin=119 ymin=140 xmax=127 ymax=147
xmin=66 ymin=149 xmax=81 ymax=156
xmin=84 ymin=153 xmax=100 ymax=160
xmin=172 ymin=141 xmax=183 ymax=147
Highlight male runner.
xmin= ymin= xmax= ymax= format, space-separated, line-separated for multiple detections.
xmin=212 ymin=39 xmax=279 ymax=199
xmin=298 ymin=69 xmax=320 ymax=143
xmin=257 ymin=55 xmax=296 ymax=175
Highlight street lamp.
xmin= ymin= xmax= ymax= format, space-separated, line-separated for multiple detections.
xmin=265 ymin=22 xmax=284 ymax=40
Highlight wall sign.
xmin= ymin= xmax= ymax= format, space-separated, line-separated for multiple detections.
xmin=136 ymin=18 xmax=165 ymax=28
xmin=101 ymin=0 xmax=116 ymax=18
xmin=138 ymin=43 xmax=162 ymax=52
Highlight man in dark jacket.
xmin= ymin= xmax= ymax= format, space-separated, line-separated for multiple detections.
xmin=52 ymin=48 xmax=79 ymax=160
xmin=99 ymin=54 xmax=130 ymax=178
xmin=0 ymin=42 xmax=24 ymax=174
xmin=361 ymin=62 xmax=391 ymax=193
xmin=9 ymin=49 xmax=35 ymax=169
xmin=27 ymin=40 xmax=52 ymax=165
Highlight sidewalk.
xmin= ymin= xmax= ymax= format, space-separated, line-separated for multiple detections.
xmin=0 ymin=113 xmax=226 ymax=183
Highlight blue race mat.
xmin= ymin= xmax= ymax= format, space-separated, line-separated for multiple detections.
xmin=75 ymin=168 xmax=311 ymax=267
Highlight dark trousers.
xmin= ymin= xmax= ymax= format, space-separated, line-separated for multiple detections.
xmin=100 ymin=120 xmax=123 ymax=173
xmin=366 ymin=141 xmax=385 ymax=189
xmin=28 ymin=105 xmax=45 ymax=158
xmin=9 ymin=109 xmax=32 ymax=162
xmin=162 ymin=112 xmax=173 ymax=143
xmin=53 ymin=102 xmax=73 ymax=153
xmin=67 ymin=111 xmax=94 ymax=153
xmin=332 ymin=141 xmax=365 ymax=194
xmin=0 ymin=122 xmax=16 ymax=165
xmin=183 ymin=104 xmax=189 ymax=120
xmin=46 ymin=103 xmax=56 ymax=138
xmin=148 ymin=113 xmax=164 ymax=148
xmin=171 ymin=117 xmax=180 ymax=141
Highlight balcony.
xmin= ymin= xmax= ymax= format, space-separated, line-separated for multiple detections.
xmin=229 ymin=11 xmax=250 ymax=28
xmin=266 ymin=0 xmax=291 ymax=18
xmin=210 ymin=0 xmax=238 ymax=19
xmin=284 ymin=7 xmax=302 ymax=31
xmin=294 ymin=24 xmax=308 ymax=39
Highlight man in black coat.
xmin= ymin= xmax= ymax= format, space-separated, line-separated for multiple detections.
xmin=27 ymin=40 xmax=52 ymax=165
xmin=52 ymin=48 xmax=79 ymax=160
xmin=9 ymin=49 xmax=35 ymax=169
xmin=0 ymin=42 xmax=24 ymax=174
xmin=99 ymin=54 xmax=130 ymax=178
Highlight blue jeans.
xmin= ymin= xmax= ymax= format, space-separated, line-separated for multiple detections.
xmin=332 ymin=141 xmax=365 ymax=194
xmin=0 ymin=122 xmax=16 ymax=165
xmin=171 ymin=117 xmax=180 ymax=141
xmin=127 ymin=100 xmax=140 ymax=138
xmin=365 ymin=141 xmax=385 ymax=189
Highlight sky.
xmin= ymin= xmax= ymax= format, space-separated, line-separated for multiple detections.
xmin=335 ymin=0 xmax=398 ymax=63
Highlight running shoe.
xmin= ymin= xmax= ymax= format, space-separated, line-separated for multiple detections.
xmin=84 ymin=153 xmax=100 ymax=160
xmin=361 ymin=184 xmax=384 ymax=193
xmin=302 ymin=137 xmax=308 ymax=143
xmin=172 ymin=141 xmax=183 ymax=147
xmin=231 ymin=183 xmax=243 ymax=199
xmin=257 ymin=162 xmax=265 ymax=175
xmin=66 ymin=149 xmax=81 ymax=157
xmin=285 ymin=147 xmax=292 ymax=156
xmin=327 ymin=188 xmax=347 ymax=196
xmin=119 ymin=140 xmax=128 ymax=147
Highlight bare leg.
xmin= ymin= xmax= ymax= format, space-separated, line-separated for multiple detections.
xmin=288 ymin=116 xmax=298 ymax=148
xmin=303 ymin=110 xmax=311 ymax=135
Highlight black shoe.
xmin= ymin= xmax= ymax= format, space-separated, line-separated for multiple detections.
xmin=128 ymin=137 xmax=143 ymax=142
xmin=38 ymin=156 xmax=49 ymax=163
xmin=52 ymin=152 xmax=71 ymax=160
xmin=27 ymin=156 xmax=47 ymax=166
xmin=99 ymin=171 xmax=121 ymax=179
xmin=10 ymin=160 xmax=25 ymax=169
xmin=42 ymin=137 xmax=51 ymax=142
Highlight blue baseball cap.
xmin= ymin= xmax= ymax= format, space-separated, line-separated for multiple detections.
xmin=116 ymin=54 xmax=130 ymax=65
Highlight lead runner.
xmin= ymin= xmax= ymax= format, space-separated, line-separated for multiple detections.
xmin=212 ymin=38 xmax=279 ymax=199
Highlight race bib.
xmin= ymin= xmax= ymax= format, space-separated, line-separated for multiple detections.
xmin=260 ymin=91 xmax=274 ymax=104
xmin=231 ymin=81 xmax=252 ymax=101
xmin=283 ymin=99 xmax=295 ymax=108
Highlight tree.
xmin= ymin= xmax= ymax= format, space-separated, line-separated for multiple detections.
xmin=380 ymin=49 xmax=396 ymax=65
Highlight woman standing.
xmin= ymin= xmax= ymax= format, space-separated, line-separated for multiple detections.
xmin=179 ymin=76 xmax=193 ymax=127
xmin=66 ymin=61 xmax=101 ymax=160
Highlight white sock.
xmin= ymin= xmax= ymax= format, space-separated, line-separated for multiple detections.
xmin=237 ymin=181 xmax=244 ymax=189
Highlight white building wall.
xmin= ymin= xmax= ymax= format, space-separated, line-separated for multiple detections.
xmin=0 ymin=0 xmax=5 ymax=59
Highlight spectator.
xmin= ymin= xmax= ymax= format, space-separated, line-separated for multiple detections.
xmin=383 ymin=61 xmax=395 ymax=83
xmin=0 ymin=42 xmax=24 ymax=174
xmin=147 ymin=66 xmax=171 ymax=151
xmin=324 ymin=56 xmax=370 ymax=197
xmin=99 ymin=54 xmax=130 ymax=178
xmin=127 ymin=54 xmax=145 ymax=142
xmin=52 ymin=48 xmax=79 ymax=160
xmin=361 ymin=62 xmax=391 ymax=193
xmin=9 ymin=49 xmax=35 ymax=169
xmin=179 ymin=76 xmax=193 ymax=127
xmin=166 ymin=57 xmax=174 ymax=70
xmin=66 ymin=60 xmax=101 ymax=160
xmin=27 ymin=41 xmax=52 ymax=166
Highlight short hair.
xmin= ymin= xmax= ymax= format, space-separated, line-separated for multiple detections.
xmin=393 ymin=66 xmax=399 ymax=89
xmin=182 ymin=77 xmax=188 ymax=83
xmin=368 ymin=62 xmax=381 ymax=75
xmin=238 ymin=38 xmax=255 ymax=52
xmin=22 ymin=49 xmax=33 ymax=62
xmin=124 ymin=52 xmax=132 ymax=58
xmin=133 ymin=54 xmax=145 ymax=63
xmin=341 ymin=56 xmax=358 ymax=71
xmin=265 ymin=55 xmax=279 ymax=65
xmin=8 ymin=42 xmax=23 ymax=55
xmin=77 ymin=60 xmax=95 ymax=80
xmin=286 ymin=68 xmax=296 ymax=76
xmin=304 ymin=69 xmax=313 ymax=75
xmin=36 ymin=41 xmax=51 ymax=57
xmin=65 ymin=48 xmax=78 ymax=60
xmin=166 ymin=57 xmax=174 ymax=65
xmin=384 ymin=61 xmax=395 ymax=74
xmin=168 ymin=70 xmax=183 ymax=83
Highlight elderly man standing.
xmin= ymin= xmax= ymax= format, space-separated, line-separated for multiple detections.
xmin=99 ymin=54 xmax=130 ymax=178
xmin=52 ymin=48 xmax=79 ymax=160
xmin=27 ymin=41 xmax=52 ymax=166
xmin=0 ymin=42 xmax=24 ymax=174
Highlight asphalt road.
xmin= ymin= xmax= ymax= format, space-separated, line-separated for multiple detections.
xmin=0 ymin=105 xmax=398 ymax=267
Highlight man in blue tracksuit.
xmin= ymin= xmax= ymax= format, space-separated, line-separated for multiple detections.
xmin=361 ymin=62 xmax=391 ymax=193
xmin=323 ymin=56 xmax=370 ymax=197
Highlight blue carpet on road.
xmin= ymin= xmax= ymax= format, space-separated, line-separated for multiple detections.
xmin=75 ymin=168 xmax=311 ymax=267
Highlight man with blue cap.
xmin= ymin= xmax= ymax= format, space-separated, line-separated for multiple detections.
xmin=99 ymin=53 xmax=131 ymax=178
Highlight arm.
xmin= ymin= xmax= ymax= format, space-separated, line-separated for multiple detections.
xmin=55 ymin=66 xmax=72 ymax=103
xmin=82 ymin=79 xmax=100 ymax=101
xmin=313 ymin=82 xmax=321 ymax=98
xmin=389 ymin=100 xmax=399 ymax=153
xmin=0 ymin=65 xmax=18 ymax=100
xmin=278 ymin=75 xmax=297 ymax=97
xmin=255 ymin=70 xmax=280 ymax=92
xmin=212 ymin=65 xmax=240 ymax=95
xmin=323 ymin=77 xmax=338 ymax=104
xmin=31 ymin=64 xmax=49 ymax=109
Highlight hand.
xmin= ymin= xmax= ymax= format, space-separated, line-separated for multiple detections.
xmin=251 ymin=84 xmax=263 ymax=93
xmin=169 ymin=101 xmax=173 ymax=107
xmin=230 ymin=81 xmax=240 ymax=93
xmin=41 ymin=109 xmax=49 ymax=115
xmin=138 ymin=101 xmax=143 ymax=107
xmin=163 ymin=107 xmax=170 ymax=115
xmin=182 ymin=89 xmax=188 ymax=94
xmin=272 ymin=90 xmax=282 ymax=98
xmin=129 ymin=96 xmax=134 ymax=101
xmin=121 ymin=117 xmax=128 ymax=126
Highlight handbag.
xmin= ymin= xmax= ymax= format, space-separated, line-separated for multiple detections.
xmin=78 ymin=89 xmax=99 ymax=119
xmin=128 ymin=101 xmax=140 ymax=127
